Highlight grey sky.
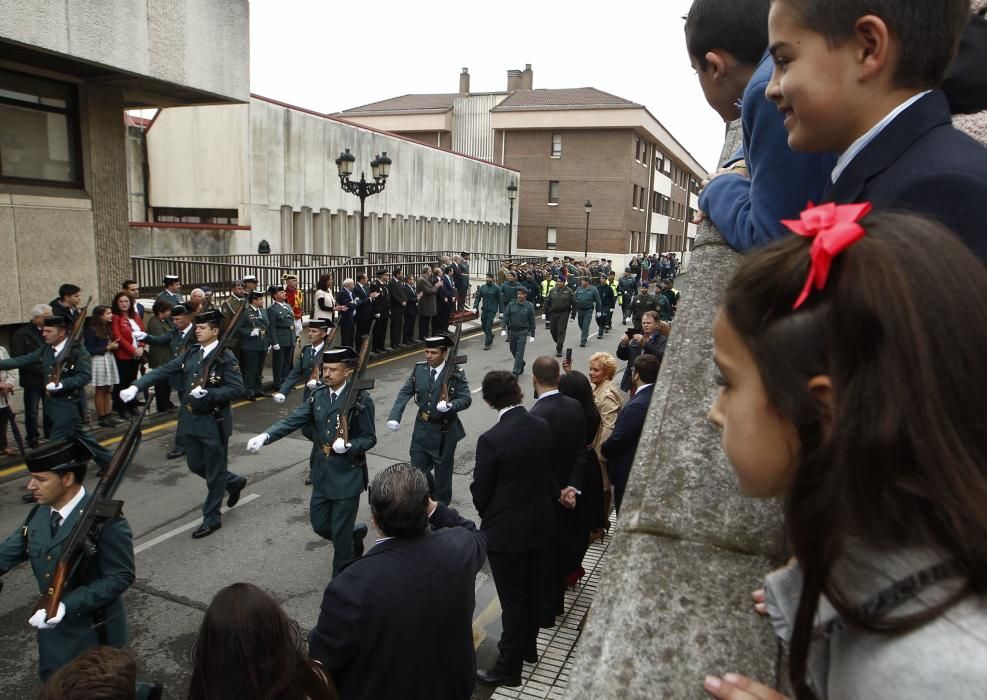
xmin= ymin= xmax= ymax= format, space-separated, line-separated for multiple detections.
xmin=249 ymin=0 xmax=727 ymax=172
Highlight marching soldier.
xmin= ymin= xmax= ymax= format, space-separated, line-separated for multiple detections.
xmin=617 ymin=269 xmax=638 ymax=324
xmin=629 ymin=281 xmax=659 ymax=327
xmin=473 ymin=273 xmax=502 ymax=350
xmin=595 ymin=275 xmax=616 ymax=339
xmin=247 ymin=347 xmax=376 ymax=575
xmin=503 ymin=288 xmax=536 ymax=377
xmin=156 ymin=275 xmax=182 ymax=307
xmin=544 ymin=277 xmax=576 ymax=358
xmin=0 ymin=316 xmax=113 ymax=472
xmin=499 ymin=272 xmax=521 ymax=321
xmin=267 ymin=285 xmax=296 ymax=390
xmin=0 ymin=440 xmax=160 ymax=697
xmin=386 ymin=335 xmax=471 ymax=505
xmin=574 ymin=277 xmax=602 ymax=347
xmin=238 ymin=291 xmax=271 ymax=400
xmin=220 ymin=279 xmax=246 ymax=365
xmin=120 ymin=310 xmax=247 ymax=540
xmin=164 ymin=304 xmax=195 ymax=461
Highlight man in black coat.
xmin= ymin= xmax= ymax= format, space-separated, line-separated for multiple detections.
xmin=528 ymin=356 xmax=586 ymax=627
xmin=402 ymin=275 xmax=419 ymax=345
xmin=351 ymin=274 xmax=377 ymax=347
xmin=472 ymin=371 xmax=556 ymax=688
xmin=387 ymin=267 xmax=407 ymax=350
xmin=602 ymin=354 xmax=658 ymax=513
xmin=309 ymin=462 xmax=485 ymax=700
xmin=368 ymin=269 xmax=390 ymax=354
xmin=11 ymin=305 xmax=52 ymax=450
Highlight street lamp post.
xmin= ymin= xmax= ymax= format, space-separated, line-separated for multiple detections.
xmin=506 ymin=180 xmax=518 ymax=257
xmin=335 ymin=148 xmax=392 ymax=257
xmin=583 ymin=200 xmax=593 ymax=260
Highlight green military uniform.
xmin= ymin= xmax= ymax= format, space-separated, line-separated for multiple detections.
xmin=574 ymin=284 xmax=602 ymax=346
xmin=134 ymin=344 xmax=246 ymax=529
xmin=156 ymin=289 xmax=182 ymax=307
xmin=595 ymin=281 xmax=616 ymax=338
xmin=279 ymin=341 xmax=327 ymax=400
xmin=0 ymin=344 xmax=112 ymax=469
xmin=504 ymin=297 xmax=536 ymax=377
xmin=655 ymin=292 xmax=672 ymax=323
xmin=499 ymin=279 xmax=521 ymax=315
xmin=473 ymin=281 xmax=502 ymax=348
xmin=544 ymin=285 xmax=576 ymax=355
xmin=238 ymin=302 xmax=271 ymax=398
xmin=267 ymin=300 xmax=296 ymax=388
xmin=617 ymin=275 xmax=638 ymax=323
xmin=630 ymin=289 xmax=659 ymax=326
xmin=263 ymin=381 xmax=376 ymax=574
xmin=0 ymin=492 xmax=134 ymax=681
xmin=387 ymin=356 xmax=471 ymax=505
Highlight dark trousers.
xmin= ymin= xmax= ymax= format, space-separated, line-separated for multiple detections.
xmin=113 ymin=358 xmax=141 ymax=414
xmin=309 ymin=475 xmax=360 ymax=575
xmin=488 ymin=547 xmax=546 ymax=676
xmin=356 ymin=315 xmax=372 ymax=347
xmin=372 ymin=312 xmax=389 ymax=351
xmin=0 ymin=406 xmax=10 ymax=449
xmin=340 ymin=321 xmax=355 ymax=349
xmin=549 ymin=312 xmax=570 ymax=353
xmin=541 ymin=510 xmax=569 ymax=622
xmin=410 ymin=444 xmax=456 ymax=506
xmin=403 ymin=313 xmax=416 ymax=343
xmin=153 ymin=380 xmax=173 ymax=411
xmin=272 ymin=346 xmax=292 ymax=388
xmin=481 ymin=311 xmax=497 ymax=346
xmin=389 ymin=306 xmax=405 ymax=347
xmin=418 ymin=315 xmax=434 ymax=340
xmin=434 ymin=303 xmax=451 ymax=334
xmin=22 ymin=387 xmax=46 ymax=444
xmin=242 ymin=349 xmax=266 ymax=397
xmin=48 ymin=400 xmax=113 ymax=468
xmin=185 ymin=435 xmax=241 ymax=528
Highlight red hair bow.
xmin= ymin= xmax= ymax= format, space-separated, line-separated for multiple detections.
xmin=782 ymin=202 xmax=872 ymax=309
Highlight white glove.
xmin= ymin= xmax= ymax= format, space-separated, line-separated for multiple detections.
xmin=273 ymin=344 xmax=281 ymax=351
xmin=190 ymin=386 xmax=208 ymax=399
xmin=133 ymin=330 xmax=148 ymax=341
xmin=294 ymin=320 xmax=303 ymax=335
xmin=386 ymin=420 xmax=400 ymax=431
xmin=528 ymin=336 xmax=535 ymax=344
xmin=305 ymin=379 xmax=318 ymax=389
xmin=29 ymin=603 xmax=66 ymax=629
xmin=436 ymin=400 xmax=451 ymax=413
xmin=273 ymin=393 xmax=286 ymax=403
xmin=500 ymin=330 xmax=507 ymax=337
xmin=250 ymin=328 xmax=260 ymax=337
xmin=119 ymin=386 xmax=138 ymax=403
xmin=246 ymin=433 xmax=269 ymax=453
xmin=542 ymin=314 xmax=547 ymax=320
xmin=332 ymin=437 xmax=349 ymax=454
xmin=596 ymin=312 xmax=602 ymax=318
xmin=45 ymin=382 xmax=63 ymax=393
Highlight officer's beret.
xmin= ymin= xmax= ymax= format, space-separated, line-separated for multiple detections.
xmin=26 ymin=440 xmax=91 ymax=474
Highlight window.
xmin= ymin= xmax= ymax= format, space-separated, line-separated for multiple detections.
xmin=548 ymin=180 xmax=560 ymax=204
xmin=547 ymin=227 xmax=558 ymax=249
xmin=154 ymin=207 xmax=240 ymax=225
xmin=0 ymin=69 xmax=82 ymax=187
xmin=551 ymin=133 xmax=562 ymax=157
xmin=655 ymin=151 xmax=665 ymax=172
xmin=632 ymin=184 xmax=639 ymax=209
xmin=639 ymin=186 xmax=646 ymax=210
xmin=653 ymin=193 xmax=670 ymax=216
xmin=634 ymin=137 xmax=642 ymax=161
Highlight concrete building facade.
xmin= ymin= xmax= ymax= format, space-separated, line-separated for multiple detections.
xmin=134 ymin=96 xmax=519 ymax=258
xmin=0 ymin=0 xmax=250 ymax=328
xmin=338 ymin=66 xmax=707 ymax=268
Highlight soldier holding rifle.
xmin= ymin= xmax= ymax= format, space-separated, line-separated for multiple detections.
xmin=248 ymin=339 xmax=377 ymax=575
xmin=386 ymin=332 xmax=471 ymax=505
xmin=120 ymin=309 xmax=247 ymax=540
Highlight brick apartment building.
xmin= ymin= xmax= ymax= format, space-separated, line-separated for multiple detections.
xmin=337 ymin=66 xmax=708 ymax=263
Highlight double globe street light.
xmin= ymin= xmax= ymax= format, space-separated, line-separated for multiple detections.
xmin=335 ymin=148 xmax=392 ymax=257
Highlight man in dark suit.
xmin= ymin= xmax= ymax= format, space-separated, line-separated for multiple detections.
xmin=529 ymin=356 xmax=586 ymax=627
xmin=336 ymin=280 xmax=357 ymax=349
xmin=308 ymin=462 xmax=485 ymax=700
xmin=472 ymin=371 xmax=556 ymax=688
xmin=351 ymin=274 xmax=377 ymax=347
xmin=368 ymin=269 xmax=390 ymax=355
xmin=387 ymin=267 xmax=406 ymax=350
xmin=433 ymin=266 xmax=455 ymax=334
xmin=602 ymin=354 xmax=658 ymax=513
xmin=402 ymin=275 xmax=418 ymax=344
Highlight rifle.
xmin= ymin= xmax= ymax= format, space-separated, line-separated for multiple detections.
xmin=48 ymin=297 xmax=92 ymax=390
xmin=334 ymin=321 xmax=375 ymax=445
xmin=438 ymin=319 xmax=468 ymax=404
xmin=36 ymin=394 xmax=153 ymax=619
xmin=195 ymin=300 xmax=247 ymax=390
xmin=308 ymin=326 xmax=338 ymax=385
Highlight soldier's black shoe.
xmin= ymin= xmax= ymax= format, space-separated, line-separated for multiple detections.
xmin=147 ymin=682 xmax=163 ymax=700
xmin=555 ymin=352 xmax=563 ymax=357
xmin=166 ymin=448 xmax=185 ymax=460
xmin=352 ymin=522 xmax=368 ymax=558
xmin=483 ymin=345 xmax=491 ymax=350
xmin=192 ymin=523 xmax=221 ymax=539
xmin=524 ymin=648 xmax=539 ymax=663
xmin=255 ymin=392 xmax=272 ymax=398
xmin=476 ymin=669 xmax=521 ymax=687
xmin=22 ymin=493 xmax=35 ymax=504
xmin=226 ymin=476 xmax=247 ymax=508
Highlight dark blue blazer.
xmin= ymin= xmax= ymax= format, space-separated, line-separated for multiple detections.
xmin=825 ymin=90 xmax=987 ymax=262
xmin=601 ymin=384 xmax=654 ymax=488
xmin=336 ymin=287 xmax=356 ymax=327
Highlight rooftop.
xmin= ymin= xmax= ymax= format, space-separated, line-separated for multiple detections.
xmin=491 ymin=87 xmax=641 ymax=112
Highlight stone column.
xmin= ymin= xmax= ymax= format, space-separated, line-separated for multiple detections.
xmin=280 ymin=205 xmax=293 ymax=253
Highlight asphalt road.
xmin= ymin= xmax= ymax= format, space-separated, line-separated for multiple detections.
xmin=0 ymin=316 xmax=628 ymax=698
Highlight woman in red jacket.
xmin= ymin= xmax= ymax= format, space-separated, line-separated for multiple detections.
xmin=111 ymin=291 xmax=146 ymax=420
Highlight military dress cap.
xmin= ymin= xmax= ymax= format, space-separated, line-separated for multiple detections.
xmin=26 ymin=440 xmax=91 ymax=474
xmin=43 ymin=316 xmax=70 ymax=327
xmin=247 ymin=291 xmax=264 ymax=300
xmin=305 ymin=318 xmax=334 ymax=329
xmin=424 ymin=335 xmax=454 ymax=349
xmin=201 ymin=286 xmax=213 ymax=295
xmin=194 ymin=309 xmax=224 ymax=325
xmin=375 ymin=268 xmax=388 ymax=276
xmin=163 ymin=275 xmax=180 ymax=283
xmin=243 ymin=275 xmax=258 ymax=283
xmin=268 ymin=285 xmax=285 ymax=294
xmin=282 ymin=273 xmax=298 ymax=280
xmin=640 ymin=281 xmax=650 ymax=288
xmin=516 ymin=287 xmax=528 ymax=295
xmin=171 ymin=304 xmax=190 ymax=316
xmin=323 ymin=347 xmax=358 ymax=363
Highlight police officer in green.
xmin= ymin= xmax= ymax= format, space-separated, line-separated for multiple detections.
xmin=544 ymin=277 xmax=576 ymax=357
xmin=120 ymin=310 xmax=247 ymax=540
xmin=238 ymin=291 xmax=271 ymax=400
xmin=499 ymin=272 xmax=521 ymax=321
xmin=156 ymin=274 xmax=183 ymax=307
xmin=385 ymin=335 xmax=471 ymax=504
xmin=574 ymin=277 xmax=602 ymax=347
xmin=267 ymin=285 xmax=297 ymax=389
xmin=247 ymin=347 xmax=375 ymax=575
xmin=594 ymin=275 xmax=616 ymax=339
xmin=0 ymin=441 xmax=145 ymax=689
xmin=473 ymin=273 xmax=502 ymax=350
xmin=629 ymin=281 xmax=659 ymax=327
xmin=164 ymin=304 xmax=195 ymax=461
xmin=503 ymin=287 xmax=536 ymax=377
xmin=0 ymin=316 xmax=113 ymax=471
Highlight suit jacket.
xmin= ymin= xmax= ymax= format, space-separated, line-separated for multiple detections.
xmin=337 ymin=287 xmax=356 ymax=327
xmin=416 ymin=275 xmax=438 ymax=316
xmin=601 ymin=384 xmax=654 ymax=483
xmin=403 ymin=283 xmax=418 ymax=317
xmin=11 ymin=323 xmax=45 ymax=388
xmin=470 ymin=406 xmax=556 ymax=552
xmin=308 ymin=503 xmax=485 ymax=700
xmin=825 ymin=90 xmax=987 ymax=262
xmin=351 ymin=284 xmax=373 ymax=324
xmin=369 ymin=279 xmax=390 ymax=317
xmin=529 ymin=392 xmax=587 ymax=494
xmin=387 ymin=278 xmax=407 ymax=311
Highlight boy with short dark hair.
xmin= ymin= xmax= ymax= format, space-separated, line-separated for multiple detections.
xmin=686 ymin=0 xmax=836 ymax=251
xmin=766 ymin=0 xmax=987 ymax=261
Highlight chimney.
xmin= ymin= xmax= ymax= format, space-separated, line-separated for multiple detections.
xmin=459 ymin=67 xmax=470 ymax=94
xmin=522 ymin=63 xmax=533 ymax=90
xmin=507 ymin=69 xmax=523 ymax=92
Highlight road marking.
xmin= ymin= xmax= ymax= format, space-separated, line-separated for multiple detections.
xmin=471 ymin=387 xmax=483 ymax=394
xmin=472 ymin=594 xmax=503 ymax=649
xmin=133 ymin=493 xmax=261 ymax=554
